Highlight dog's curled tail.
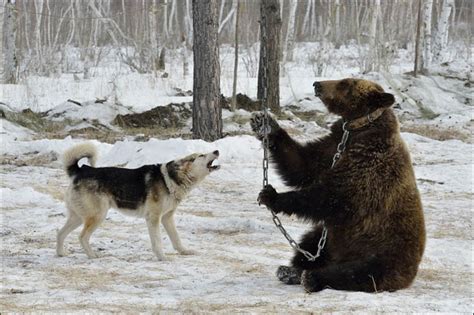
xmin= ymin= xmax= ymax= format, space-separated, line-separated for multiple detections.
xmin=63 ymin=142 xmax=97 ymax=177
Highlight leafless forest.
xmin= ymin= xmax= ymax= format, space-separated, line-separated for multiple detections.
xmin=1 ymin=0 xmax=472 ymax=82
xmin=1 ymin=2 xmax=472 ymax=312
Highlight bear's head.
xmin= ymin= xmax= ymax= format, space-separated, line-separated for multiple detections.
xmin=313 ymin=78 xmax=395 ymax=121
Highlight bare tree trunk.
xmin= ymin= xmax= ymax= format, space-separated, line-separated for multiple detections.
xmin=181 ymin=33 xmax=189 ymax=77
xmin=168 ymin=0 xmax=177 ymax=38
xmin=149 ymin=3 xmax=159 ymax=71
xmin=414 ymin=0 xmax=423 ymax=77
xmin=33 ymin=0 xmax=44 ymax=74
xmin=163 ymin=0 xmax=169 ymax=40
xmin=334 ymin=0 xmax=341 ymax=47
xmin=184 ymin=0 xmax=193 ymax=46
xmin=192 ymin=0 xmax=222 ymax=141
xmin=258 ymin=0 xmax=281 ymax=114
xmin=231 ymin=0 xmax=240 ymax=111
xmin=433 ymin=0 xmax=454 ymax=63
xmin=0 ymin=2 xmax=4 ymax=82
xmin=365 ymin=0 xmax=380 ymax=73
xmin=3 ymin=0 xmax=18 ymax=84
xmin=422 ymin=0 xmax=434 ymax=70
xmin=218 ymin=0 xmax=237 ymax=35
xmin=283 ymin=0 xmax=297 ymax=62
xmin=301 ymin=0 xmax=312 ymax=37
xmin=218 ymin=0 xmax=226 ymax=28
xmin=21 ymin=0 xmax=30 ymax=51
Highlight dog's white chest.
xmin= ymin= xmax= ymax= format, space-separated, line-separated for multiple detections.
xmin=161 ymin=193 xmax=179 ymax=212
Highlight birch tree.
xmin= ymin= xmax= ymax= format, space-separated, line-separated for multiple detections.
xmin=422 ymin=0 xmax=434 ymax=70
xmin=414 ymin=0 xmax=423 ymax=77
xmin=218 ymin=0 xmax=237 ymax=35
xmin=433 ymin=0 xmax=454 ymax=63
xmin=149 ymin=3 xmax=159 ymax=71
xmin=0 ymin=2 xmax=4 ymax=81
xmin=301 ymin=0 xmax=312 ymax=37
xmin=33 ymin=0 xmax=44 ymax=73
xmin=364 ymin=0 xmax=381 ymax=73
xmin=333 ymin=0 xmax=341 ymax=47
xmin=5 ymin=0 xmax=472 ymax=80
xmin=162 ymin=0 xmax=169 ymax=40
xmin=283 ymin=0 xmax=297 ymax=62
xmin=184 ymin=0 xmax=193 ymax=45
xmin=231 ymin=0 xmax=241 ymax=111
xmin=3 ymin=0 xmax=17 ymax=84
xmin=192 ymin=0 xmax=222 ymax=141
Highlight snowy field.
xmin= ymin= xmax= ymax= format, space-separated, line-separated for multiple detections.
xmin=1 ymin=132 xmax=472 ymax=313
xmin=1 ymin=43 xmax=473 ymax=313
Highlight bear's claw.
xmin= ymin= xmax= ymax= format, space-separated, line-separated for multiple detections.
xmin=250 ymin=112 xmax=280 ymax=139
xmin=277 ymin=265 xmax=302 ymax=285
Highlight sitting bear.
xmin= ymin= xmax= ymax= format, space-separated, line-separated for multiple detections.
xmin=251 ymin=78 xmax=425 ymax=293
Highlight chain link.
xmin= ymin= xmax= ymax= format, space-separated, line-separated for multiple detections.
xmin=331 ymin=122 xmax=350 ymax=168
xmin=260 ymin=13 xmax=326 ymax=262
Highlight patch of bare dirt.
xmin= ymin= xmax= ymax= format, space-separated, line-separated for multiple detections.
xmin=113 ymin=102 xmax=192 ymax=128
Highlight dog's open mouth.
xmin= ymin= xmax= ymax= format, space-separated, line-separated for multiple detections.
xmin=207 ymin=159 xmax=220 ymax=172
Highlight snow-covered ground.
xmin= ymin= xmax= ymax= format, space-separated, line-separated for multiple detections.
xmin=1 ymin=131 xmax=472 ymax=313
xmin=1 ymin=43 xmax=472 ymax=312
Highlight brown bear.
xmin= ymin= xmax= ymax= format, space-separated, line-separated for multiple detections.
xmin=250 ymin=78 xmax=426 ymax=293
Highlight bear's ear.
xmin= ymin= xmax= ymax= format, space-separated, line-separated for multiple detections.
xmin=370 ymin=92 xmax=395 ymax=108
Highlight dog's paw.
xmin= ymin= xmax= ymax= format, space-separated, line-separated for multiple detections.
xmin=178 ymin=249 xmax=197 ymax=256
xmin=301 ymin=270 xmax=324 ymax=293
xmin=56 ymin=249 xmax=67 ymax=257
xmin=86 ymin=252 xmax=99 ymax=259
xmin=156 ymin=254 xmax=173 ymax=262
xmin=258 ymin=184 xmax=278 ymax=209
xmin=276 ymin=265 xmax=301 ymax=285
xmin=250 ymin=112 xmax=279 ymax=139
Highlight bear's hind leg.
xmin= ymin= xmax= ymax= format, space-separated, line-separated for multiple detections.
xmin=301 ymin=255 xmax=385 ymax=293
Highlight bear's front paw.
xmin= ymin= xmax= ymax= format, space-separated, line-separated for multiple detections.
xmin=301 ymin=270 xmax=325 ymax=293
xmin=258 ymin=185 xmax=278 ymax=210
xmin=277 ymin=265 xmax=302 ymax=285
xmin=250 ymin=112 xmax=280 ymax=140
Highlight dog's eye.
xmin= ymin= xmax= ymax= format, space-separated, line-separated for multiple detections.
xmin=199 ymin=154 xmax=205 ymax=157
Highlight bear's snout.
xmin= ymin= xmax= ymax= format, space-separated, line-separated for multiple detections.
xmin=313 ymin=81 xmax=322 ymax=96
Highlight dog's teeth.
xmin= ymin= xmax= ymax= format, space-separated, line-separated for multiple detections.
xmin=208 ymin=159 xmax=220 ymax=171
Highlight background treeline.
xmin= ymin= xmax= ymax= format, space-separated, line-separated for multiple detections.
xmin=2 ymin=0 xmax=472 ymax=79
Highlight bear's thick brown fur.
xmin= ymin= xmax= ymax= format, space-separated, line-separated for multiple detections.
xmin=251 ymin=78 xmax=426 ymax=293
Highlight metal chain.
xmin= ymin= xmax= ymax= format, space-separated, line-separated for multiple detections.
xmin=260 ymin=13 xmax=326 ymax=262
xmin=331 ymin=122 xmax=350 ymax=168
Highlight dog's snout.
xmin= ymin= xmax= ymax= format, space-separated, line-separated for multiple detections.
xmin=213 ymin=150 xmax=219 ymax=156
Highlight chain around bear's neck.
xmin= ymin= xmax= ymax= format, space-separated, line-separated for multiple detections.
xmin=332 ymin=108 xmax=386 ymax=168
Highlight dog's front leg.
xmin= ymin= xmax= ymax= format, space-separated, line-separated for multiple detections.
xmin=162 ymin=211 xmax=196 ymax=255
xmin=145 ymin=215 xmax=168 ymax=261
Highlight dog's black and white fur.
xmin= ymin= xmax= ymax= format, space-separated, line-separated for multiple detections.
xmin=56 ymin=143 xmax=220 ymax=260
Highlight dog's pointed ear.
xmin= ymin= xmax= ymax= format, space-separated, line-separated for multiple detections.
xmin=370 ymin=91 xmax=395 ymax=108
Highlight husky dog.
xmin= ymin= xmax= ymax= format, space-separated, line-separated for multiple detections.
xmin=56 ymin=143 xmax=220 ymax=260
